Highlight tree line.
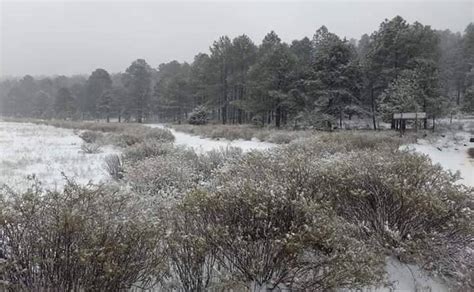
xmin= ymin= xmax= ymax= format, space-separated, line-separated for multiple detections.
xmin=1 ymin=16 xmax=473 ymax=129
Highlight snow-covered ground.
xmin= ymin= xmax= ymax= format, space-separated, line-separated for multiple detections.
xmin=0 ymin=121 xmax=469 ymax=291
xmin=0 ymin=121 xmax=119 ymax=191
xmin=145 ymin=123 xmax=276 ymax=153
xmin=404 ymin=131 xmax=474 ymax=187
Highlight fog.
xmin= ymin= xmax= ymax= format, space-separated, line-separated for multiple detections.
xmin=1 ymin=0 xmax=473 ymax=77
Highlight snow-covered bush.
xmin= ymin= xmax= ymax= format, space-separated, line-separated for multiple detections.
xmin=28 ymin=119 xmax=175 ymax=147
xmin=182 ymin=183 xmax=384 ymax=290
xmin=266 ymin=131 xmax=295 ymax=144
xmin=174 ymin=145 xmax=390 ymax=290
xmin=188 ymin=106 xmax=208 ymax=125
xmin=195 ymin=147 xmax=242 ymax=180
xmin=169 ymin=123 xmax=313 ymax=144
xmin=123 ymin=140 xmax=176 ymax=163
xmin=79 ymin=130 xmax=103 ymax=143
xmin=0 ymin=179 xmax=168 ymax=291
xmin=126 ymin=153 xmax=199 ymax=201
xmin=317 ymin=149 xmax=473 ymax=287
xmin=178 ymin=133 xmax=472 ymax=289
xmin=80 ymin=142 xmax=102 ymax=154
xmin=163 ymin=205 xmax=217 ymax=291
xmin=143 ymin=127 xmax=175 ymax=142
xmin=103 ymin=154 xmax=124 ymax=180
xmin=112 ymin=132 xmax=143 ymax=147
xmin=110 ymin=127 xmax=175 ymax=147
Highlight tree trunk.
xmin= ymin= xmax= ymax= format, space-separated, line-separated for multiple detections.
xmin=371 ymin=88 xmax=377 ymax=130
xmin=275 ymin=106 xmax=281 ymax=128
xmin=456 ymin=86 xmax=461 ymax=105
xmin=222 ymin=105 xmax=227 ymax=125
xmin=137 ymin=112 xmax=142 ymax=123
xmin=339 ymin=109 xmax=343 ymax=129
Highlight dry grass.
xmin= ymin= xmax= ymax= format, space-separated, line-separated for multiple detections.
xmin=7 ymin=118 xmax=175 ymax=147
xmin=169 ymin=123 xmax=314 ymax=144
xmin=80 ymin=143 xmax=102 ymax=154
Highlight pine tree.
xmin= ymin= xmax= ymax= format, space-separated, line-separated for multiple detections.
xmin=122 ymin=59 xmax=153 ymax=123
xmin=54 ymin=87 xmax=76 ymax=119
xmin=307 ymin=26 xmax=362 ymax=129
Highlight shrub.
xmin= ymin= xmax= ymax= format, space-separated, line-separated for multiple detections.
xmin=188 ymin=106 xmax=208 ymax=125
xmin=175 ymin=143 xmax=390 ymax=290
xmin=188 ymin=134 xmax=473 ymax=289
xmin=209 ymin=126 xmax=254 ymax=141
xmin=169 ymin=123 xmax=315 ymax=144
xmin=196 ymin=147 xmax=243 ymax=181
xmin=266 ymin=131 xmax=295 ymax=144
xmin=79 ymin=130 xmax=103 ymax=144
xmin=104 ymin=154 xmax=124 ymax=180
xmin=0 ymin=179 xmax=168 ymax=291
xmin=123 ymin=140 xmax=176 ymax=163
xmin=317 ymin=149 xmax=473 ymax=286
xmin=110 ymin=127 xmax=174 ymax=148
xmin=144 ymin=127 xmax=175 ymax=142
xmin=22 ymin=119 xmax=175 ymax=147
xmin=113 ymin=133 xmax=142 ymax=147
xmin=126 ymin=153 xmax=198 ymax=201
xmin=163 ymin=206 xmax=217 ymax=291
xmin=182 ymin=186 xmax=384 ymax=290
xmin=80 ymin=143 xmax=102 ymax=154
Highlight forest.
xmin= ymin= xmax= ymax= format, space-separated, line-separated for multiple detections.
xmin=1 ymin=16 xmax=473 ymax=128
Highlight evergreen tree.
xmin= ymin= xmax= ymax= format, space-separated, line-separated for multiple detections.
xmin=122 ymin=59 xmax=153 ymax=123
xmin=54 ymin=87 xmax=76 ymax=119
xmin=247 ymin=32 xmax=296 ymax=127
xmin=209 ymin=36 xmax=233 ymax=124
xmin=307 ymin=26 xmax=362 ymax=128
xmin=86 ymin=68 xmax=112 ymax=117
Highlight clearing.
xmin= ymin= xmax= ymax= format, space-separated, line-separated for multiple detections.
xmin=0 ymin=121 xmax=119 ymax=191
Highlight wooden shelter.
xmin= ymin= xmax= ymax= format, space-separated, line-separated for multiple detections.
xmin=392 ymin=112 xmax=427 ymax=132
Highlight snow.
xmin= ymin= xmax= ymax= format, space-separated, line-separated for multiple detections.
xmin=382 ymin=258 xmax=448 ymax=292
xmin=343 ymin=258 xmax=449 ymax=292
xmin=0 ymin=121 xmax=119 ymax=191
xmin=145 ymin=123 xmax=276 ymax=153
xmin=0 ymin=121 xmax=468 ymax=291
xmin=403 ymin=131 xmax=474 ymax=187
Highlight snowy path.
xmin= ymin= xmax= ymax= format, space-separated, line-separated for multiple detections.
xmin=146 ymin=124 xmax=473 ymax=187
xmin=404 ymin=132 xmax=474 ymax=187
xmin=145 ymin=124 xmax=276 ymax=153
xmin=0 ymin=122 xmax=119 ymax=191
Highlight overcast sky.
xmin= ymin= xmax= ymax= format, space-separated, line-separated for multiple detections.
xmin=1 ymin=0 xmax=473 ymax=77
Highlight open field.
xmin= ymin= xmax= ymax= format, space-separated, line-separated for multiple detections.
xmin=0 ymin=120 xmax=473 ymax=291
xmin=0 ymin=121 xmax=119 ymax=191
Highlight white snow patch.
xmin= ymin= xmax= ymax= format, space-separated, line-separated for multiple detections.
xmin=403 ymin=131 xmax=474 ymax=187
xmin=382 ymin=258 xmax=448 ymax=292
xmin=342 ymin=258 xmax=449 ymax=292
xmin=145 ymin=123 xmax=276 ymax=153
xmin=0 ymin=121 xmax=119 ymax=191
